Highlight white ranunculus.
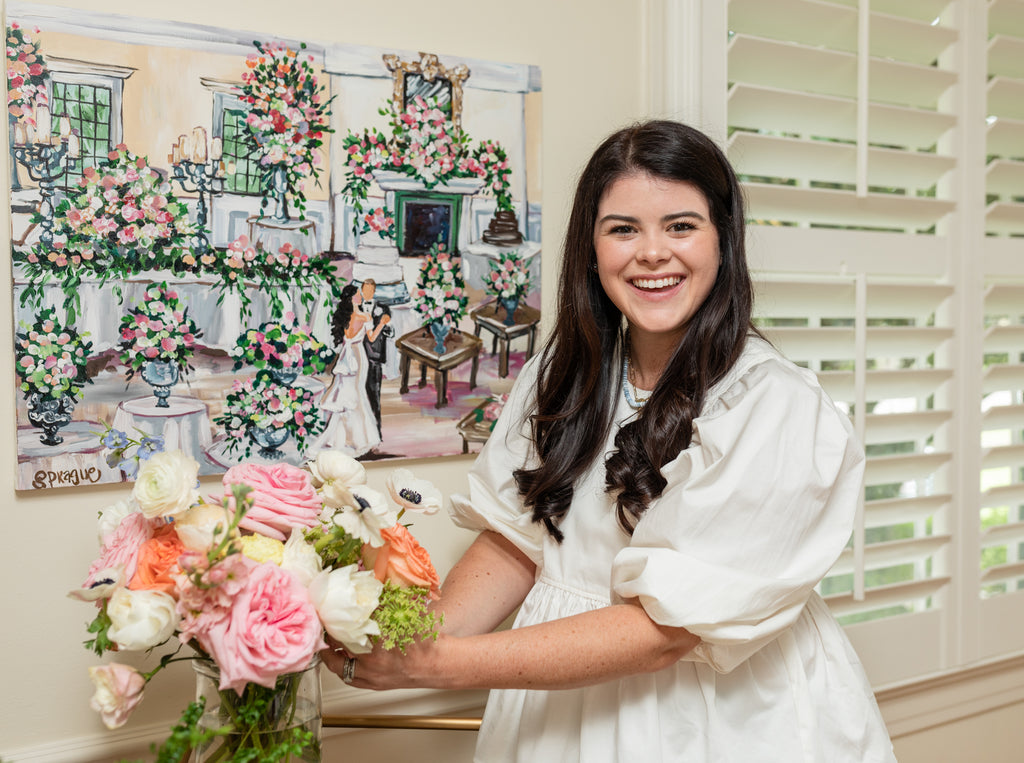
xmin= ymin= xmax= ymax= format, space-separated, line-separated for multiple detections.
xmin=281 ymin=529 xmax=323 ymax=588
xmin=97 ymin=499 xmax=137 ymax=544
xmin=307 ymin=450 xmax=365 ymax=509
xmin=132 ymin=450 xmax=200 ymax=519
xmin=308 ymin=565 xmax=383 ymax=654
xmin=332 ymin=485 xmax=398 ymax=547
xmin=173 ymin=502 xmax=234 ymax=552
xmin=308 ymin=449 xmax=366 ymax=488
xmin=386 ymin=468 xmax=442 ymax=515
xmin=106 ymin=587 xmax=179 ymax=651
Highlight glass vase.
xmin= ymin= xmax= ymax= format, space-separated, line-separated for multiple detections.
xmin=428 ymin=321 xmax=450 ymax=355
xmin=192 ymin=658 xmax=322 ymax=763
xmin=25 ymin=391 xmax=76 ymax=446
xmin=498 ymin=295 xmax=520 ymax=326
xmin=140 ymin=360 xmax=179 ymax=408
xmin=248 ymin=424 xmax=290 ymax=460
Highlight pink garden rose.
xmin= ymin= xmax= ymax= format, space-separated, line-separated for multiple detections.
xmin=222 ymin=463 xmax=321 ymax=541
xmin=198 ymin=559 xmax=325 ymax=693
xmin=88 ymin=663 xmax=146 ymax=729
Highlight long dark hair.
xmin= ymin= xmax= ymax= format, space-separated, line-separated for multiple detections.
xmin=514 ymin=120 xmax=755 ymax=540
xmin=331 ymin=283 xmax=360 ymax=346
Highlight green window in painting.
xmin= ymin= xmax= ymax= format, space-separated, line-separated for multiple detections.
xmin=220 ymin=106 xmax=263 ymax=195
xmin=50 ymin=80 xmax=112 ymax=190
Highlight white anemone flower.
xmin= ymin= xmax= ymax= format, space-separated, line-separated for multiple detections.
xmin=386 ymin=468 xmax=442 ymax=515
xmin=332 ymin=485 xmax=397 ymax=547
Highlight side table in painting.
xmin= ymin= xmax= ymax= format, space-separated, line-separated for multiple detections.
xmin=470 ymin=300 xmax=541 ymax=378
xmin=455 ymin=406 xmax=495 ymax=454
xmin=396 ymin=328 xmax=483 ymax=409
xmin=112 ymin=395 xmax=215 ymax=473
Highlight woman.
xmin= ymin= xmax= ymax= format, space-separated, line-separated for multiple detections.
xmin=313 ymin=283 xmax=383 ymax=457
xmin=323 ymin=121 xmax=896 ymax=762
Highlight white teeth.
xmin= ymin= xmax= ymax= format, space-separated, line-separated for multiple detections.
xmin=633 ymin=276 xmax=682 ymax=290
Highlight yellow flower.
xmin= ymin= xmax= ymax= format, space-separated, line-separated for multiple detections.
xmin=239 ymin=533 xmax=285 ymax=565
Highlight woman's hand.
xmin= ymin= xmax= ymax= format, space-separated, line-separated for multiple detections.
xmin=320 ymin=633 xmax=442 ymax=691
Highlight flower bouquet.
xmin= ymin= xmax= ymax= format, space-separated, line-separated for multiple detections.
xmin=484 ymin=252 xmax=531 ymax=302
xmin=473 ymin=392 xmax=509 ymax=432
xmin=237 ymin=40 xmax=333 ymax=221
xmin=231 ymin=313 xmax=335 ymax=380
xmin=15 ymin=307 xmax=93 ymax=445
xmin=15 ymin=306 xmax=93 ymax=402
xmin=411 ymin=241 xmax=468 ymax=329
xmin=6 ymin=22 xmax=48 ymax=125
xmin=118 ymin=282 xmax=202 ymax=381
xmin=70 ymin=447 xmax=443 ymax=762
xmin=214 ymin=369 xmax=324 ymax=459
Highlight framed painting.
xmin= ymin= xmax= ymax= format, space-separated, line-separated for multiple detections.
xmin=6 ymin=2 xmax=542 ymax=490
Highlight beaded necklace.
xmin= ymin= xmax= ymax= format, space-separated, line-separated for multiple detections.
xmin=621 ymin=340 xmax=651 ymax=409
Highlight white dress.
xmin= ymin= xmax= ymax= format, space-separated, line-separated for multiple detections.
xmin=450 ymin=336 xmax=896 ymax=763
xmin=313 ymin=324 xmax=381 ymax=457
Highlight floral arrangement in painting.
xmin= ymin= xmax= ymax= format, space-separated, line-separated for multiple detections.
xmin=231 ymin=313 xmax=335 ymax=378
xmin=6 ymin=22 xmax=48 ymax=124
xmin=361 ymin=205 xmax=397 ymax=241
xmin=211 ymin=232 xmax=344 ymax=321
xmin=340 ymin=96 xmax=514 ymax=237
xmin=473 ymin=392 xmax=509 ymax=432
xmin=473 ymin=139 xmax=513 ymax=211
xmin=484 ymin=251 xmax=532 ymax=301
xmin=411 ymin=241 xmax=469 ymax=328
xmin=118 ymin=282 xmax=202 ymax=380
xmin=237 ymin=40 xmax=333 ymax=219
xmin=16 ymin=144 xmax=198 ymax=322
xmin=214 ymin=369 xmax=324 ymax=459
xmin=14 ymin=307 xmax=93 ymax=402
xmin=69 ymin=447 xmax=442 ymax=762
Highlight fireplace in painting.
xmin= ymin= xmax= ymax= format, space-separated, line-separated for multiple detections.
xmin=394 ymin=190 xmax=464 ymax=256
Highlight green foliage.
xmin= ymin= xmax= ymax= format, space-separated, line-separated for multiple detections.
xmin=84 ymin=601 xmax=115 ymax=656
xmin=373 ymin=581 xmax=442 ymax=652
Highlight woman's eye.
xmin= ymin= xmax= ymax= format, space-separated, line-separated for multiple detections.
xmin=610 ymin=225 xmax=635 ymax=235
xmin=669 ymin=221 xmax=694 ymax=233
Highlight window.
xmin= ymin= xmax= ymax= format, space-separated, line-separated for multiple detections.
xmin=214 ymin=91 xmax=262 ymax=196
xmin=44 ymin=57 xmax=133 ymax=190
xmin=655 ymin=0 xmax=1024 ymax=687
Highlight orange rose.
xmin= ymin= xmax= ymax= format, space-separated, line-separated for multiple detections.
xmin=363 ymin=524 xmax=440 ymax=599
xmin=128 ymin=524 xmax=186 ymax=595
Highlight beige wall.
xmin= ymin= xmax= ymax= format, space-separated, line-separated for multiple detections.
xmin=0 ymin=0 xmax=646 ymax=759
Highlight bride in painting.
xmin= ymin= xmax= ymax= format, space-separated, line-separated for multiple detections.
xmin=313 ymin=283 xmax=383 ymax=457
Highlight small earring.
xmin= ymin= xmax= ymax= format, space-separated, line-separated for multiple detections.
xmin=591 ymin=262 xmax=598 ymax=272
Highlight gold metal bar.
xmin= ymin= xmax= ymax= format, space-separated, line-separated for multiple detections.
xmin=322 ymin=714 xmax=482 ymax=731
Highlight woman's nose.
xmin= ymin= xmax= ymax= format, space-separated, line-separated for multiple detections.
xmin=635 ymin=234 xmax=670 ymax=265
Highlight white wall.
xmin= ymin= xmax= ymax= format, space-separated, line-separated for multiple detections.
xmin=0 ymin=0 xmax=649 ymax=760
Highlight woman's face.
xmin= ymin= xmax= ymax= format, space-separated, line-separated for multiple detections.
xmin=593 ymin=172 xmax=720 ymax=352
xmin=351 ymin=290 xmax=362 ymax=308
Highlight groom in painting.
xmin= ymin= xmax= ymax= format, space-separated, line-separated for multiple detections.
xmin=360 ymin=279 xmax=391 ymax=440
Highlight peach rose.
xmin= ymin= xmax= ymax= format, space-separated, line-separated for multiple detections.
xmin=362 ymin=523 xmax=440 ymax=599
xmin=129 ymin=524 xmax=186 ymax=595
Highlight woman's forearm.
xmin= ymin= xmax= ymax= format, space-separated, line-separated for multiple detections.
xmin=432 ymin=530 xmax=537 ymax=637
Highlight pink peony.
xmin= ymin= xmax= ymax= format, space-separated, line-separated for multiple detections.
xmin=88 ymin=663 xmax=146 ymax=729
xmin=200 ymin=560 xmax=325 ymax=693
xmin=83 ymin=512 xmax=153 ymax=589
xmin=222 ymin=463 xmax=321 ymax=541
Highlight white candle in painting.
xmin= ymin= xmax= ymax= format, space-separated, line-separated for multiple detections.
xmin=177 ymin=134 xmax=189 ymax=165
xmin=191 ymin=126 xmax=207 ymax=164
xmin=67 ymin=132 xmax=80 ymax=159
xmin=58 ymin=116 xmax=71 ymax=139
xmin=25 ymin=122 xmax=35 ymax=144
xmin=210 ymin=136 xmax=222 ymax=161
xmin=13 ymin=122 xmax=26 ymax=145
xmin=35 ymin=105 xmax=51 ymax=144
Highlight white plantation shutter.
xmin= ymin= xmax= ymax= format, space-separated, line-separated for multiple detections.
xmin=680 ymin=0 xmax=1024 ymax=686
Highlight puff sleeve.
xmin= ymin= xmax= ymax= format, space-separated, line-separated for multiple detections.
xmin=448 ymin=356 xmax=547 ymax=567
xmin=611 ymin=355 xmax=864 ymax=673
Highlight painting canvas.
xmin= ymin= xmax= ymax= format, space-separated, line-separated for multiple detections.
xmin=7 ymin=2 xmax=542 ymax=490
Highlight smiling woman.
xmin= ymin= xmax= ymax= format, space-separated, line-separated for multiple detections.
xmin=322 ymin=120 xmax=897 ymax=763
